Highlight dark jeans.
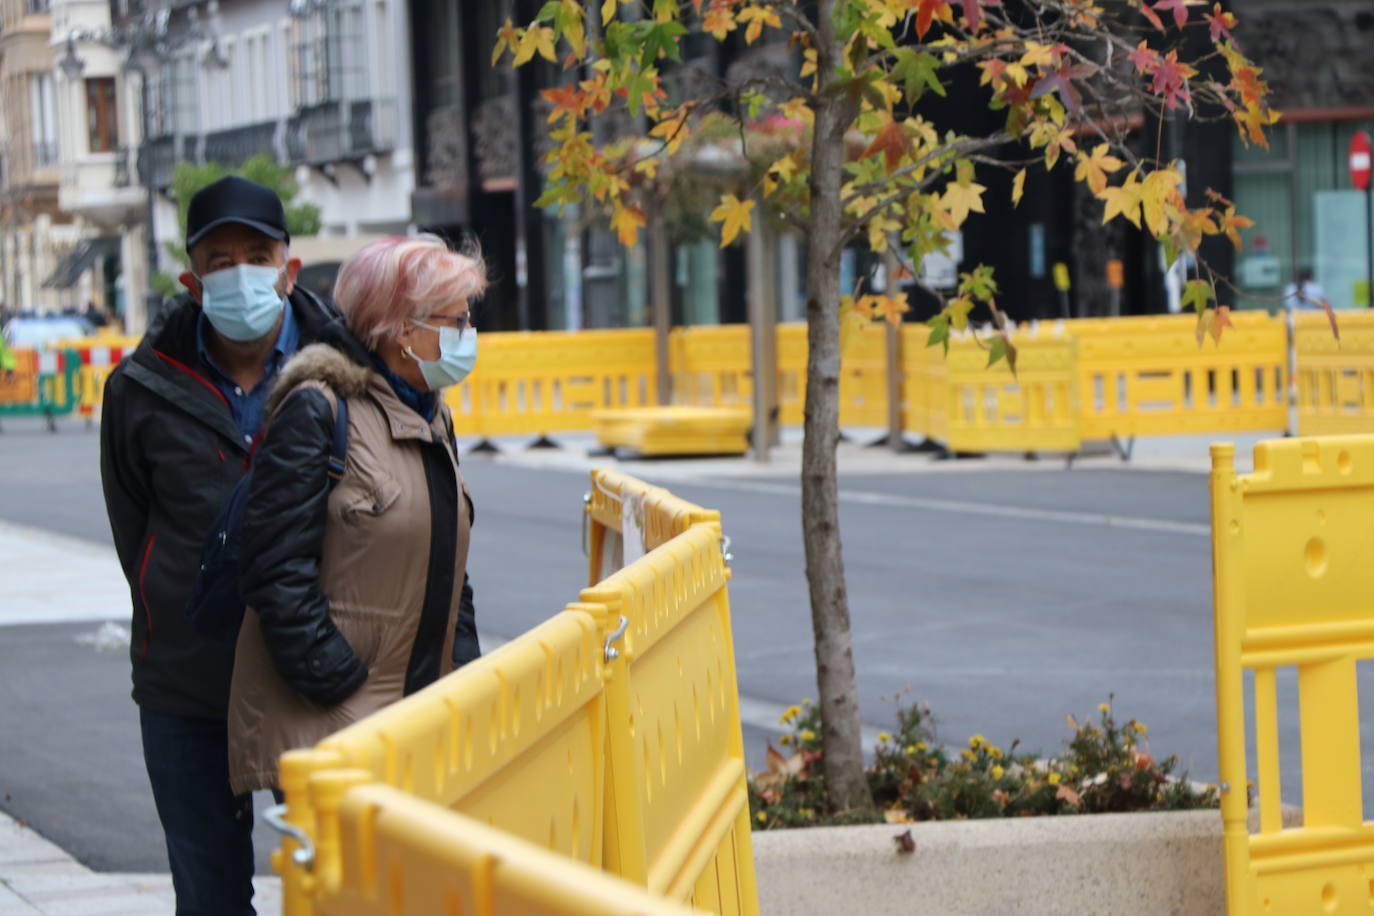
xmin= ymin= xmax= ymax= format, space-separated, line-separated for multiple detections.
xmin=140 ymin=708 xmax=256 ymax=916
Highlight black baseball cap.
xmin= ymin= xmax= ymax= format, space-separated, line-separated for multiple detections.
xmin=185 ymin=176 xmax=290 ymax=251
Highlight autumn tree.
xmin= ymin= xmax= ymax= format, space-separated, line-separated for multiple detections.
xmin=497 ymin=0 xmax=1275 ymax=813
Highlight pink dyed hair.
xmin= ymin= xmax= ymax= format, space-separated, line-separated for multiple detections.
xmin=333 ymin=235 xmax=486 ymax=346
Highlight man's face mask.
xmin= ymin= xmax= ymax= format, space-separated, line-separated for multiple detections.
xmin=197 ymin=264 xmax=286 ymax=342
xmin=405 ymin=317 xmax=477 ymax=390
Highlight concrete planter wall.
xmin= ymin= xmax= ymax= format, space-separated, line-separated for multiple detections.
xmin=751 ymin=810 xmax=1228 ymax=916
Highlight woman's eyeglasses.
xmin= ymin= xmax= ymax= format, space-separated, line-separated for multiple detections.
xmin=411 ymin=314 xmax=472 ymax=334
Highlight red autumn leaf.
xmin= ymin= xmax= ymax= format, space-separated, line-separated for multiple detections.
xmin=1137 ymin=0 xmax=1166 ymax=31
xmin=1205 ymin=3 xmax=1237 ymax=43
xmin=1321 ymin=299 xmax=1341 ymax=343
xmin=862 ymin=121 xmax=913 ymax=174
xmin=1127 ymin=41 xmax=1159 ymax=75
xmin=1210 ymin=305 xmax=1233 ymax=343
xmin=915 ymin=0 xmax=951 ymax=38
xmin=893 ymin=829 xmax=917 ymax=853
xmin=1151 ymin=51 xmax=1197 ymax=111
xmin=1153 ymin=0 xmax=1189 ymax=27
xmin=962 ymin=0 xmax=981 ymax=30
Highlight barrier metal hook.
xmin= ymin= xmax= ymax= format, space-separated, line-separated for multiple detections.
xmin=720 ymin=535 xmax=733 ymax=567
xmin=603 ymin=615 xmax=629 ymax=663
xmin=263 ymin=803 xmax=315 ymax=871
xmin=581 ymin=491 xmax=591 ymax=557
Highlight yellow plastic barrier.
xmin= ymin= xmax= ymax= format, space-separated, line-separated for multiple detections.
xmin=944 ymin=332 xmax=1080 ymax=454
xmin=444 ymin=328 xmax=658 ymax=440
xmin=275 ymin=471 xmax=756 ymax=916
xmin=0 ymin=348 xmax=38 ymax=405
xmin=578 ymin=523 xmax=757 ymax=912
xmin=1211 ymin=436 xmax=1374 ymax=915
xmin=670 ymin=325 xmax=755 ymax=411
xmin=299 ymin=781 xmax=698 ymax=915
xmin=1073 ymin=313 xmax=1287 ymax=440
xmin=901 ymin=325 xmax=949 ymax=443
xmin=1295 ymin=312 xmax=1374 ymax=436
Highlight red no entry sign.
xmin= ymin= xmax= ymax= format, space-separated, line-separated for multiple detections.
xmin=1352 ymin=130 xmax=1372 ymax=192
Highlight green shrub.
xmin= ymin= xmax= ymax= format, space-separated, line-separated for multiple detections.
xmin=749 ymin=696 xmax=1218 ymax=829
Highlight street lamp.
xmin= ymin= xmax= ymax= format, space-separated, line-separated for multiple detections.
xmin=58 ymin=6 xmax=227 ymax=332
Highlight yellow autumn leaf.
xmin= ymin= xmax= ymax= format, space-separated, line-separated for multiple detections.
xmin=602 ymin=0 xmax=616 ymax=26
xmin=739 ymin=5 xmax=781 ymax=44
xmin=800 ymin=48 xmax=818 ymax=79
xmin=941 ymin=165 xmax=986 ymax=226
xmin=514 ymin=25 xmax=557 ymax=66
xmin=492 ymin=18 xmax=520 ymax=67
xmin=611 ymin=205 xmax=647 ymax=247
xmin=1100 ymin=170 xmax=1143 ymax=228
xmin=710 ymin=194 xmax=755 ymax=247
xmin=634 ymin=158 xmax=659 ymax=179
xmin=1141 ymin=168 xmax=1184 ymax=237
xmin=1019 ymin=41 xmax=1055 ymax=69
xmin=781 ymin=97 xmax=814 ymax=127
xmin=1073 ymin=143 xmax=1123 ymax=195
xmin=1011 ymin=168 xmax=1026 ymax=207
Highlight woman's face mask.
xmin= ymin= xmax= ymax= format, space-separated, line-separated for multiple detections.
xmin=197 ymin=264 xmax=287 ymax=342
xmin=405 ymin=317 xmax=477 ymax=390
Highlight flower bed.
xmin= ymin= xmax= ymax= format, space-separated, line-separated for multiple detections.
xmin=749 ymin=696 xmax=1218 ymax=829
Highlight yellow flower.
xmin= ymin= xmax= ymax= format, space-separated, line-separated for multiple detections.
xmin=799 ymin=808 xmax=814 ymax=819
xmin=904 ymin=745 xmax=917 ymax=756
xmin=991 ymin=765 xmax=1005 ymax=780
xmin=1133 ymin=721 xmax=1147 ymax=734
xmin=756 ymin=811 xmax=767 ymax=823
xmin=916 ymin=742 xmax=928 ymax=752
xmin=1098 ymin=703 xmax=1110 ymax=714
xmin=800 ymin=729 xmax=816 ymax=742
xmin=988 ymin=746 xmax=1003 ymax=760
xmin=1048 ymin=773 xmax=1061 ymax=786
xmin=802 ymin=698 xmax=813 ymax=706
xmin=969 ymin=734 xmax=985 ymax=748
xmin=961 ymin=749 xmax=976 ymax=762
xmin=876 ymin=731 xmax=892 ymax=744
xmin=779 ymin=705 xmax=802 ymax=725
xmin=779 ymin=734 xmax=793 ymax=747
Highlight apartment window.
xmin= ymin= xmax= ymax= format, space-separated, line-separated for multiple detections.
xmin=85 ymin=78 xmax=119 ymax=153
xmin=26 ymin=0 xmax=51 ymax=13
xmin=291 ymin=1 xmax=364 ymax=106
xmin=29 ymin=73 xmax=56 ymax=167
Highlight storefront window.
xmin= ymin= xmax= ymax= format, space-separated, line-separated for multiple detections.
xmin=1233 ymin=119 xmax=1374 ymax=311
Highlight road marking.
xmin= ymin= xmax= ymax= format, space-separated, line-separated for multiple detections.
xmin=673 ymin=478 xmax=1211 ymax=537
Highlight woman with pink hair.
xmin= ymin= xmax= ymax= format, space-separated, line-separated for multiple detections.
xmin=226 ymin=235 xmax=485 ymax=795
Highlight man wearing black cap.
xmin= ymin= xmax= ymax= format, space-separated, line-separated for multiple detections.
xmin=100 ymin=176 xmax=341 ymax=915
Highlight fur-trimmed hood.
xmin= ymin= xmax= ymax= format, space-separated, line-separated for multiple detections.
xmin=267 ymin=342 xmax=373 ymax=415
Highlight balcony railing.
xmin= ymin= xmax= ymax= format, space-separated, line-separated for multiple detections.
xmin=138 ymin=136 xmax=176 ymax=189
xmin=203 ymin=121 xmax=278 ymax=167
xmin=288 ymin=98 xmax=397 ymax=165
xmin=114 ymin=148 xmax=131 ymax=187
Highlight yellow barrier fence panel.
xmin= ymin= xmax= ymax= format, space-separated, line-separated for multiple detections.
xmin=444 ymin=329 xmax=657 ymax=438
xmin=900 ymin=325 xmax=947 ymax=443
xmin=774 ymin=323 xmax=889 ymax=429
xmin=579 ymin=523 xmax=759 ymax=915
xmin=1211 ymin=436 xmax=1374 ymax=916
xmin=276 ymin=607 xmax=612 ymax=913
xmin=0 ymin=348 xmax=38 ymax=405
xmin=1296 ymin=312 xmax=1374 ymax=436
xmin=585 ymin=468 xmax=721 ymax=585
xmin=1073 ymin=313 xmax=1287 ymax=439
xmin=306 ymin=782 xmax=700 ymax=916
xmin=53 ymin=335 xmax=139 ymax=421
xmin=670 ymin=326 xmax=753 ymax=410
xmin=944 ymin=332 xmax=1080 ymax=454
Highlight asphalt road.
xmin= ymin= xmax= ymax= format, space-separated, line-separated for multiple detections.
xmin=0 ymin=415 xmax=1355 ymax=874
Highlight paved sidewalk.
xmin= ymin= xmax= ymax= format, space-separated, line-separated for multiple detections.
xmin=0 ymin=811 xmax=280 ymax=915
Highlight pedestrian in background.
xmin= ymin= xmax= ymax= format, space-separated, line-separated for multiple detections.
xmin=227 ymin=235 xmax=482 ymax=796
xmin=100 ymin=176 xmax=341 ymax=916
xmin=1283 ymin=267 xmax=1327 ymax=311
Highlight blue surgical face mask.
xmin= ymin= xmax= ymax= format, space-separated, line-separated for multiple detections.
xmin=406 ymin=321 xmax=477 ymax=391
xmin=197 ymin=264 xmax=287 ymax=342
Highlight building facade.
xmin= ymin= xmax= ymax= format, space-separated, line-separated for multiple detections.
xmin=0 ymin=0 xmax=76 ymax=317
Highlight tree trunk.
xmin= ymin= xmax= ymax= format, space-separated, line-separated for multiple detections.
xmin=801 ymin=0 xmax=875 ymax=816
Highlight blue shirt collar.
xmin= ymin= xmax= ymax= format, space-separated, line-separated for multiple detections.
xmin=196 ymin=298 xmax=298 ymax=377
xmin=368 ymin=350 xmax=437 ymax=422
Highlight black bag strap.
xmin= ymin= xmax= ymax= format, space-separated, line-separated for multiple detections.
xmin=326 ymin=394 xmax=349 ymax=485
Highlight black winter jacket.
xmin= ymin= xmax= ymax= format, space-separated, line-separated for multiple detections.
xmin=100 ymin=289 xmax=342 ymax=718
xmin=235 ymin=324 xmax=479 ymax=707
